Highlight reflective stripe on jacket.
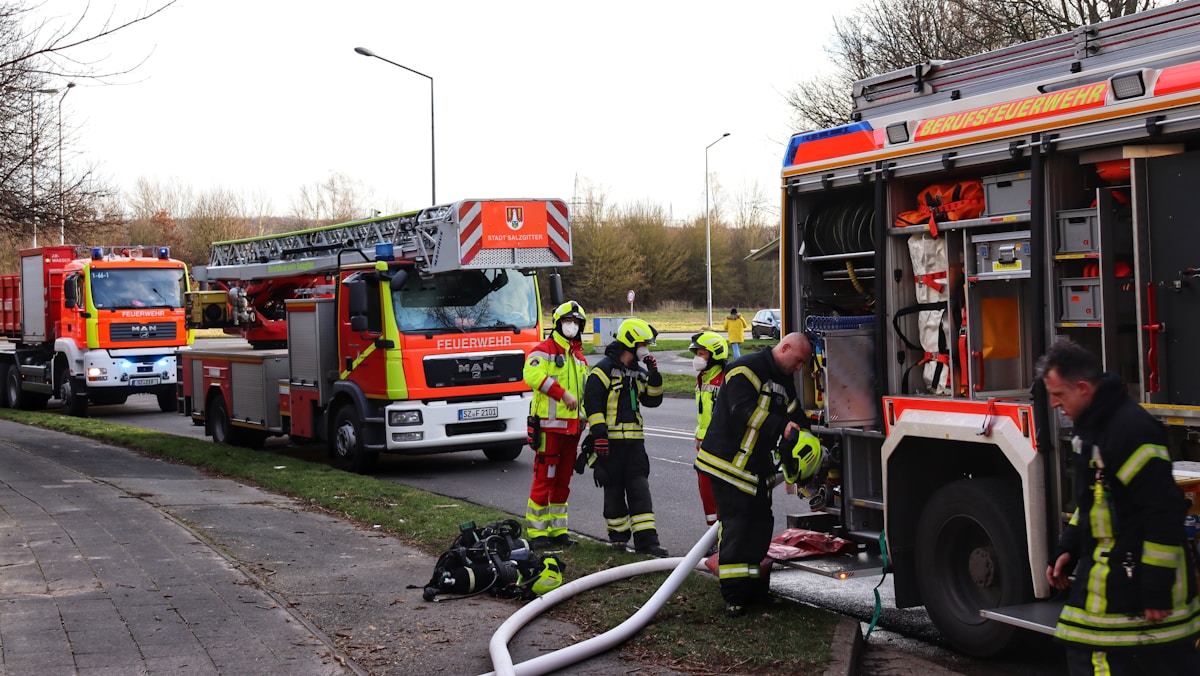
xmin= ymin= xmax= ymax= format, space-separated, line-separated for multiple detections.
xmin=694 ymin=366 xmax=725 ymax=440
xmin=583 ymin=341 xmax=662 ymax=440
xmin=524 ymin=332 xmax=588 ymax=435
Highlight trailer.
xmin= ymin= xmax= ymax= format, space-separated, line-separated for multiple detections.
xmin=778 ymin=3 xmax=1200 ymax=656
xmin=1 ymin=245 xmax=191 ymax=417
xmin=179 ymin=199 xmax=571 ymax=473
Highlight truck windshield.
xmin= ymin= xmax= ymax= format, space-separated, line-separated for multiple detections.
xmin=391 ymin=269 xmax=538 ymax=332
xmin=90 ymin=268 xmax=185 ymax=310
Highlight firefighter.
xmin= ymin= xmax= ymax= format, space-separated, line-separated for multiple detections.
xmin=696 ymin=332 xmax=814 ymax=617
xmin=1039 ymin=339 xmax=1200 ymax=674
xmin=523 ymin=301 xmax=589 ymax=550
xmin=584 ymin=317 xmax=668 ymax=557
xmin=690 ymin=331 xmax=730 ymax=556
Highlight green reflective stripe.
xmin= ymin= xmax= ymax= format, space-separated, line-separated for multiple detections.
xmin=527 ymin=498 xmax=552 ymax=537
xmin=1090 ymin=482 xmax=1114 ymax=539
xmin=727 ymin=365 xmax=762 ymax=391
xmin=1068 ymin=509 xmax=1079 ymax=526
xmin=1091 ymin=651 xmax=1110 ymax=675
xmin=606 ymin=515 xmax=631 ymax=533
xmin=1056 ymin=607 xmax=1200 ymax=646
xmin=1142 ymin=541 xmax=1182 ymax=568
xmin=696 ymin=451 xmax=759 ymax=495
xmin=1116 ymin=444 xmax=1170 ymax=485
xmin=718 ymin=563 xmax=759 ymax=580
xmin=646 ymin=382 xmax=663 ymax=396
xmin=631 ymin=513 xmax=656 ymax=533
xmin=1086 ymin=544 xmax=1111 ymax=614
xmin=587 ymin=412 xmax=606 ymax=426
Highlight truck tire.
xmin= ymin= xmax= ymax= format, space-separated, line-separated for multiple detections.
xmin=58 ymin=366 xmax=88 ymax=418
xmin=209 ymin=396 xmax=241 ymax=446
xmin=0 ymin=362 xmax=9 ymax=408
xmin=156 ymin=390 xmax=176 ymax=413
xmin=332 ymin=406 xmax=378 ymax=474
xmin=6 ymin=367 xmax=47 ymax=411
xmin=484 ymin=443 xmax=523 ymax=462
xmin=915 ymin=477 xmax=1032 ymax=657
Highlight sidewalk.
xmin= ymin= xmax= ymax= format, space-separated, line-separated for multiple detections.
xmin=0 ymin=420 xmax=688 ymax=675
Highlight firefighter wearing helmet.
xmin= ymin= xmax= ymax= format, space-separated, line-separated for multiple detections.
xmin=522 ymin=301 xmax=589 ymax=550
xmin=582 ymin=317 xmax=668 ymax=556
xmin=689 ymin=331 xmax=730 ymax=555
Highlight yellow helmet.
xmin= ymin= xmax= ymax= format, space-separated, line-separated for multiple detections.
xmin=531 ymin=556 xmax=563 ymax=596
xmin=552 ymin=301 xmax=586 ymax=325
xmin=781 ymin=430 xmax=823 ymax=485
xmin=616 ymin=318 xmax=657 ymax=349
xmin=689 ymin=331 xmax=730 ymax=362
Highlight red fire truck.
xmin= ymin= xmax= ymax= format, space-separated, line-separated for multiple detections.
xmin=778 ymin=3 xmax=1200 ymax=656
xmin=1 ymin=245 xmax=191 ymax=417
xmin=179 ymin=199 xmax=570 ymax=473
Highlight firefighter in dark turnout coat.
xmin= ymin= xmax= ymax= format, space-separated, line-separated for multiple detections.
xmin=696 ymin=332 xmax=816 ymax=617
xmin=1040 ymin=339 xmax=1200 ymax=675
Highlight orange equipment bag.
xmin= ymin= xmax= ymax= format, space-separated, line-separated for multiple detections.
xmin=894 ymin=180 xmax=986 ymax=238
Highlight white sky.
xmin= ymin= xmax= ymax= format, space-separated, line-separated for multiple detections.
xmin=39 ymin=0 xmax=849 ymax=220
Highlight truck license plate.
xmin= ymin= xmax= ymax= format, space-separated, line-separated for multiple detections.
xmin=130 ymin=377 xmax=161 ymax=387
xmin=458 ymin=406 xmax=498 ymax=421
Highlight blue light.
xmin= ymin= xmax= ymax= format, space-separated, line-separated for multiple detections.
xmin=157 ymin=247 xmax=170 ymax=259
xmin=375 ymin=242 xmax=395 ymax=262
xmin=91 ymin=247 xmax=103 ymax=260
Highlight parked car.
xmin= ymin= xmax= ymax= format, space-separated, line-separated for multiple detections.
xmin=751 ymin=309 xmax=782 ymax=340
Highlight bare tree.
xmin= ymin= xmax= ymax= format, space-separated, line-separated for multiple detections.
xmin=290 ymin=171 xmax=372 ymax=226
xmin=787 ymin=0 xmax=1157 ymax=131
xmin=1 ymin=1 xmax=178 ymax=241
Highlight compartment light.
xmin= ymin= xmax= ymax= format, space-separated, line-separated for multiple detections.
xmin=886 ymin=121 xmax=910 ymax=144
xmin=1111 ymin=71 xmax=1146 ymax=100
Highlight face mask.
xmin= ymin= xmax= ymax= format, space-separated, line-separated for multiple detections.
xmin=560 ymin=321 xmax=579 ymax=339
xmin=635 ymin=346 xmax=650 ymax=361
xmin=693 ymin=356 xmax=709 ymax=373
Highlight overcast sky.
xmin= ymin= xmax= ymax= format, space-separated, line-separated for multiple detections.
xmin=40 ymin=0 xmax=849 ymax=220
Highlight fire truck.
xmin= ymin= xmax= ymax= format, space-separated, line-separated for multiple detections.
xmin=779 ymin=3 xmax=1200 ymax=657
xmin=0 ymin=245 xmax=191 ymax=417
xmin=179 ymin=199 xmax=570 ymax=473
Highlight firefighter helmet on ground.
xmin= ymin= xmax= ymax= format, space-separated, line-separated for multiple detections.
xmin=552 ymin=301 xmax=586 ymax=325
xmin=615 ymin=318 xmax=658 ymax=349
xmin=689 ymin=331 xmax=730 ymax=362
xmin=781 ymin=430 xmax=823 ymax=485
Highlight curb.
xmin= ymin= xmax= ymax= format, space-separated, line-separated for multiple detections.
xmin=822 ymin=617 xmax=864 ymax=676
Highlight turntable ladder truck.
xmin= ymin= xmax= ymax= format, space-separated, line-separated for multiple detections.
xmin=179 ymin=198 xmax=571 ymax=473
xmin=776 ymin=2 xmax=1200 ymax=657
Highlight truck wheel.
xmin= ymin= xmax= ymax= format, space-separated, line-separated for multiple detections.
xmin=915 ymin=477 xmax=1032 ymax=657
xmin=0 ymin=362 xmax=9 ymax=408
xmin=484 ymin=443 xmax=523 ymax=462
xmin=156 ymin=390 xmax=176 ymax=413
xmin=6 ymin=367 xmax=47 ymax=411
xmin=332 ymin=406 xmax=378 ymax=474
xmin=58 ymin=367 xmax=88 ymax=418
xmin=209 ymin=396 xmax=241 ymax=446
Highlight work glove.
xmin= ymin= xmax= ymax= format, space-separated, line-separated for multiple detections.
xmin=593 ymin=436 xmax=609 ymax=457
xmin=642 ymin=355 xmax=658 ymax=373
xmin=593 ymin=455 xmax=609 ymax=488
xmin=575 ymin=435 xmax=594 ymax=475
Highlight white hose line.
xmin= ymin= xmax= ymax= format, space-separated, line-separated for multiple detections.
xmin=484 ymin=523 xmax=719 ymax=676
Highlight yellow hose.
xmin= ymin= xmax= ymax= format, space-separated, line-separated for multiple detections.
xmin=846 ymin=261 xmax=865 ymax=294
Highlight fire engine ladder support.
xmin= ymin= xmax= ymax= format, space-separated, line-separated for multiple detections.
xmin=197 ymin=209 xmax=442 ymax=282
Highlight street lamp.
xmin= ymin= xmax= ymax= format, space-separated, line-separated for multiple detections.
xmin=28 ymin=86 xmax=60 ymax=248
xmin=354 ymin=46 xmax=436 ymax=204
xmin=57 ymin=83 xmax=75 ymax=245
xmin=705 ymin=132 xmax=730 ymax=329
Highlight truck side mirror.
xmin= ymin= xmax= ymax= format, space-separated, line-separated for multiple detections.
xmin=350 ymin=315 xmax=369 ymax=332
xmin=63 ymin=274 xmax=78 ymax=309
xmin=346 ymin=278 xmax=368 ymax=317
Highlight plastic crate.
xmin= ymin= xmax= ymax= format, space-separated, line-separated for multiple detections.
xmin=982 ymin=172 xmax=1031 ymax=216
xmin=1059 ymin=277 xmax=1100 ymax=321
xmin=1057 ymin=209 xmax=1099 ymax=253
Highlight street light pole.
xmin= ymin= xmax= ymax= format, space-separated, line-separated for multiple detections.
xmin=705 ymin=132 xmax=730 ymax=329
xmin=57 ymin=83 xmax=75 ymax=245
xmin=28 ymin=86 xmax=60 ymax=248
xmin=354 ymin=46 xmax=436 ymax=204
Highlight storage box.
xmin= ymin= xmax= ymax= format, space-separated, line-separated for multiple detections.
xmin=1059 ymin=278 xmax=1100 ymax=321
xmin=982 ymin=172 xmax=1032 ymax=217
xmin=974 ymin=230 xmax=1032 ymax=278
xmin=1057 ymin=209 xmax=1099 ymax=253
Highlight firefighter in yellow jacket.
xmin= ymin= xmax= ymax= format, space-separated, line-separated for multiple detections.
xmin=584 ymin=317 xmax=668 ymax=556
xmin=523 ymin=301 xmax=589 ymax=550
xmin=690 ymin=331 xmax=730 ymax=556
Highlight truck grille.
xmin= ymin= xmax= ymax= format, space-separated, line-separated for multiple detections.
xmin=109 ymin=322 xmax=178 ymax=342
xmin=424 ymin=352 xmax=524 ymax=388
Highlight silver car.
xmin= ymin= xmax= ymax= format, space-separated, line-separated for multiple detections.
xmin=751 ymin=309 xmax=781 ymax=340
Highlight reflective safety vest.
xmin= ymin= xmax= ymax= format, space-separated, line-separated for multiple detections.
xmin=524 ymin=332 xmax=588 ymax=435
xmin=694 ymin=365 xmax=725 ymax=440
xmin=583 ymin=342 xmax=663 ymax=441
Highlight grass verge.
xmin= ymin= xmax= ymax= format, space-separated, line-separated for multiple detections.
xmin=0 ymin=407 xmax=836 ymax=673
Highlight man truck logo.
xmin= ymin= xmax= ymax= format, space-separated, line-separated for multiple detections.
xmin=132 ymin=324 xmax=158 ymax=338
xmin=457 ymin=359 xmax=495 ymax=379
xmin=506 ymin=206 xmax=524 ymax=231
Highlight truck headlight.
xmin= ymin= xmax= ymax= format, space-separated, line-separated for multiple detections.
xmin=388 ymin=410 xmax=422 ymax=426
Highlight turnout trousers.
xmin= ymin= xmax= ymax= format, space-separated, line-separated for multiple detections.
xmin=602 ymin=440 xmax=661 ymax=549
xmin=711 ymin=477 xmax=774 ymax=606
xmin=525 ymin=431 xmax=580 ymax=540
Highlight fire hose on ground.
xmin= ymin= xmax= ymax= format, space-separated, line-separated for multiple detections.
xmin=482 ymin=521 xmax=719 ymax=676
